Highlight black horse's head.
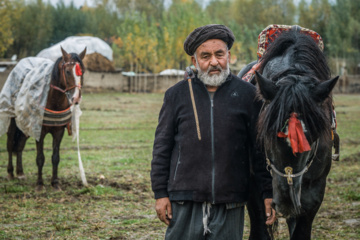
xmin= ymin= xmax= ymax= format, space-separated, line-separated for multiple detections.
xmin=255 ymin=30 xmax=338 ymax=217
xmin=51 ymin=47 xmax=87 ymax=105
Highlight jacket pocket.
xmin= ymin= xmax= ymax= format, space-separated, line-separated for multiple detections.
xmin=173 ymin=146 xmax=181 ymax=181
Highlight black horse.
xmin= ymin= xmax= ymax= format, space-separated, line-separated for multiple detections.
xmin=253 ymin=30 xmax=338 ymax=239
xmin=6 ymin=47 xmax=86 ymax=191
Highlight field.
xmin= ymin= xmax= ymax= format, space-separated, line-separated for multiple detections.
xmin=0 ymin=92 xmax=359 ymax=240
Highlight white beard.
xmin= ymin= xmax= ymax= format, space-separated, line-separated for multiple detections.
xmin=195 ymin=58 xmax=230 ymax=87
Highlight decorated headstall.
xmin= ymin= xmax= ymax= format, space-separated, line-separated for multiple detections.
xmin=265 ymin=112 xmax=319 ymax=186
xmin=50 ymin=61 xmax=83 ymax=94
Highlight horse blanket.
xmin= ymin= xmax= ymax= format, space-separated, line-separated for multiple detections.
xmin=242 ymin=24 xmax=324 ymax=82
xmin=0 ymin=57 xmax=54 ymax=141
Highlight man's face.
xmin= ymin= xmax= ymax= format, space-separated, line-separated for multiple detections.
xmin=191 ymin=39 xmax=231 ymax=86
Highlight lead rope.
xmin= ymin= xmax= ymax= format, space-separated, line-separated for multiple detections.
xmin=188 ymin=78 xmax=201 ymax=140
xmin=202 ymin=202 xmax=212 ymax=235
xmin=72 ymin=104 xmax=88 ymax=186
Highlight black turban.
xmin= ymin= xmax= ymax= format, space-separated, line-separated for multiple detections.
xmin=184 ymin=24 xmax=235 ymax=56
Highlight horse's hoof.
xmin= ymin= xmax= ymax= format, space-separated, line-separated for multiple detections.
xmin=16 ymin=174 xmax=26 ymax=180
xmin=332 ymin=154 xmax=340 ymax=161
xmin=7 ymin=174 xmax=15 ymax=180
xmin=35 ymin=185 xmax=45 ymax=192
xmin=52 ymin=184 xmax=62 ymax=192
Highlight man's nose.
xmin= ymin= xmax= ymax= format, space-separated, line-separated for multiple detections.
xmin=209 ymin=56 xmax=218 ymax=66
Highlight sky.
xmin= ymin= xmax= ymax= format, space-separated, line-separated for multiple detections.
xmin=44 ymin=0 xmax=209 ymax=9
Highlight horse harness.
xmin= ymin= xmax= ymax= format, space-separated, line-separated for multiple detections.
xmin=265 ymin=140 xmax=319 ymax=186
xmin=260 ymin=88 xmax=340 ymax=185
xmin=260 ymin=98 xmax=323 ymax=186
xmin=43 ymin=61 xmax=83 ymax=134
xmin=50 ymin=61 xmax=82 ymax=95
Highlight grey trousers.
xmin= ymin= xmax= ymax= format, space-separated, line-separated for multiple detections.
xmin=165 ymin=201 xmax=245 ymax=240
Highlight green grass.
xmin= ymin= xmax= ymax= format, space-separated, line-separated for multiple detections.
xmin=0 ymin=92 xmax=359 ymax=239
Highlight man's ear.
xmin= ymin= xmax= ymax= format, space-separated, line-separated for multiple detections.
xmin=191 ymin=56 xmax=196 ymax=67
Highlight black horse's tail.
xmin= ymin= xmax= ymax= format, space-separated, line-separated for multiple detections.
xmin=8 ymin=118 xmax=27 ymax=154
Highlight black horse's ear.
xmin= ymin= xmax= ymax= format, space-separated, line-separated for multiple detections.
xmin=255 ymin=71 xmax=277 ymax=101
xmin=79 ymin=47 xmax=87 ymax=60
xmin=60 ymin=46 xmax=70 ymax=62
xmin=312 ymin=76 xmax=339 ymax=102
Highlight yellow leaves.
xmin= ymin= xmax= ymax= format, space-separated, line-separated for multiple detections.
xmin=0 ymin=2 xmax=14 ymax=56
xmin=111 ymin=36 xmax=123 ymax=48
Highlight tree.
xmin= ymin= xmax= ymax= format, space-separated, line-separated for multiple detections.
xmin=325 ymin=0 xmax=359 ymax=74
xmin=50 ymin=1 xmax=86 ymax=45
xmin=10 ymin=0 xmax=53 ymax=57
xmin=83 ymin=0 xmax=122 ymax=39
xmin=162 ymin=0 xmax=210 ymax=70
xmin=231 ymin=0 xmax=296 ymax=28
xmin=298 ymin=0 xmax=331 ymax=36
xmin=0 ymin=0 xmax=14 ymax=57
xmin=206 ymin=0 xmax=233 ymax=23
xmin=112 ymin=0 xmax=165 ymax=20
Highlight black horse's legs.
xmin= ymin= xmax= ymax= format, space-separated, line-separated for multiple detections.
xmin=288 ymin=214 xmax=315 ymax=240
xmin=6 ymin=118 xmax=28 ymax=179
xmin=15 ymin=133 xmax=29 ymax=179
xmin=247 ymin=175 xmax=272 ymax=240
xmin=35 ymin=137 xmax=46 ymax=191
xmin=286 ymin=217 xmax=296 ymax=238
xmin=6 ymin=120 xmax=15 ymax=180
xmin=51 ymin=128 xmax=65 ymax=190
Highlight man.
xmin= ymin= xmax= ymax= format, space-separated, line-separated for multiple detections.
xmin=151 ymin=24 xmax=276 ymax=239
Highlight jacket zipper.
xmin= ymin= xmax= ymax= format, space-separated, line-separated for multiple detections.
xmin=202 ymin=83 xmax=216 ymax=204
xmin=196 ymin=77 xmax=230 ymax=203
xmin=173 ymin=146 xmax=181 ymax=181
xmin=210 ymin=98 xmax=215 ymax=204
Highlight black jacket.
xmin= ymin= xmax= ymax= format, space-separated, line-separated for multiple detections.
xmin=151 ymin=73 xmax=272 ymax=204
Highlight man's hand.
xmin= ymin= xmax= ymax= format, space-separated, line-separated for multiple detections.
xmin=264 ymin=198 xmax=276 ymax=225
xmin=155 ymin=197 xmax=172 ymax=225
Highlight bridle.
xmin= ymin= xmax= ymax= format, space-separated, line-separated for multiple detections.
xmin=265 ymin=140 xmax=319 ymax=185
xmin=260 ymin=100 xmax=320 ymax=186
xmin=50 ymin=61 xmax=82 ymax=95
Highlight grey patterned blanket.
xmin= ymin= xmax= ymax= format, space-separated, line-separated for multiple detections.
xmin=0 ymin=57 xmax=54 ymax=141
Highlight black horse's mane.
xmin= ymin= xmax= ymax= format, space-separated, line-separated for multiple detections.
xmin=259 ymin=30 xmax=330 ymax=81
xmin=257 ymin=30 xmax=332 ymax=149
xmin=51 ymin=53 xmax=85 ymax=82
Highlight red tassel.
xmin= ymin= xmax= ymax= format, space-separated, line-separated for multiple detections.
xmin=75 ymin=63 xmax=82 ymax=76
xmin=277 ymin=112 xmax=311 ymax=156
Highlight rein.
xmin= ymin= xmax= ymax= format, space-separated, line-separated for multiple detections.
xmin=265 ymin=140 xmax=319 ymax=185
